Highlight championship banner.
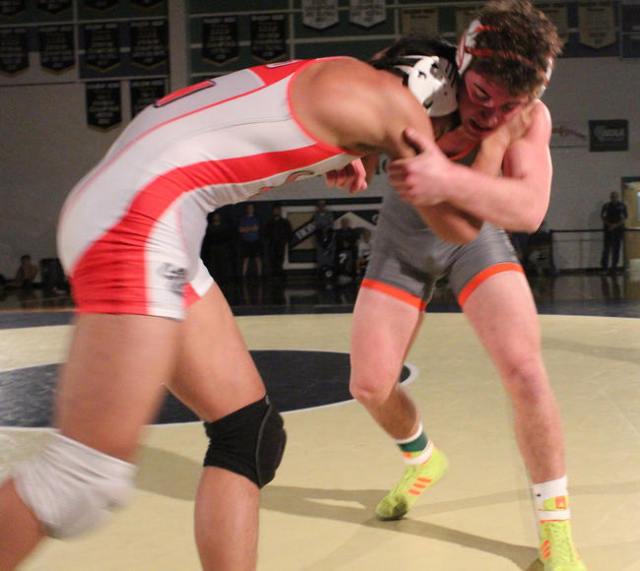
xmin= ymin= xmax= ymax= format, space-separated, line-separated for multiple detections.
xmin=302 ymin=0 xmax=339 ymax=31
xmin=202 ymin=16 xmax=238 ymax=66
xmin=86 ymin=80 xmax=122 ymax=130
xmin=621 ymin=1 xmax=640 ymax=34
xmin=536 ymin=3 xmax=570 ymax=43
xmin=251 ymin=14 xmax=286 ymax=63
xmin=589 ymin=120 xmax=629 ymax=152
xmin=84 ymin=22 xmax=121 ymax=72
xmin=401 ymin=8 xmax=438 ymax=36
xmin=39 ymin=25 xmax=75 ymax=73
xmin=0 ymin=27 xmax=28 ymax=76
xmin=0 ymin=0 xmax=25 ymax=18
xmin=349 ymin=0 xmax=385 ymax=28
xmin=37 ymin=0 xmax=71 ymax=15
xmin=130 ymin=19 xmax=168 ymax=70
xmin=131 ymin=0 xmax=164 ymax=7
xmin=83 ymin=0 xmax=119 ymax=12
xmin=130 ymin=77 xmax=165 ymax=117
xmin=578 ymin=2 xmax=616 ymax=49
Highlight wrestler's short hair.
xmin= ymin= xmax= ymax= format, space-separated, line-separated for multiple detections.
xmin=463 ymin=0 xmax=563 ymax=96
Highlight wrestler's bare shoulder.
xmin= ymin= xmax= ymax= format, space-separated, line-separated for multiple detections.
xmin=291 ymin=57 xmax=408 ymax=152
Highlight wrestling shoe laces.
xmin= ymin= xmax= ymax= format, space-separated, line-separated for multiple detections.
xmin=539 ymin=496 xmax=587 ymax=571
xmin=375 ymin=446 xmax=448 ymax=521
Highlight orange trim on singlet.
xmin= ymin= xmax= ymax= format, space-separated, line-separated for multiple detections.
xmin=361 ymin=278 xmax=427 ymax=311
xmin=447 ymin=141 xmax=479 ymax=161
xmin=457 ymin=262 xmax=524 ymax=308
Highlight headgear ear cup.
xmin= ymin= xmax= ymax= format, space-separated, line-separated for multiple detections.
xmin=456 ymin=19 xmax=483 ymax=75
xmin=394 ymin=55 xmax=458 ymax=117
xmin=537 ymin=59 xmax=554 ymax=97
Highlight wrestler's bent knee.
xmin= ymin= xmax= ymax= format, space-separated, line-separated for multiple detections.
xmin=13 ymin=432 xmax=136 ymax=539
xmin=203 ymin=396 xmax=286 ymax=488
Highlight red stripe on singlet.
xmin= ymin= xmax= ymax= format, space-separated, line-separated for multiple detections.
xmin=71 ymin=144 xmax=343 ymax=314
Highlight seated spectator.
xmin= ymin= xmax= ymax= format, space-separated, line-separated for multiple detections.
xmin=13 ymin=254 xmax=38 ymax=289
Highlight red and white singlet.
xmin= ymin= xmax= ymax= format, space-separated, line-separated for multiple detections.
xmin=58 ymin=59 xmax=358 ymax=318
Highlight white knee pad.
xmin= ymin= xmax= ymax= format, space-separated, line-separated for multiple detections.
xmin=13 ymin=432 xmax=136 ymax=539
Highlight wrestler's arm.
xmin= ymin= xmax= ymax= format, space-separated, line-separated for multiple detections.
xmin=303 ymin=58 xmax=482 ymax=243
xmin=391 ymin=101 xmax=552 ymax=233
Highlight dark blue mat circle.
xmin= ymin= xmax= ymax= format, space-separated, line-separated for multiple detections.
xmin=0 ymin=350 xmax=412 ymax=427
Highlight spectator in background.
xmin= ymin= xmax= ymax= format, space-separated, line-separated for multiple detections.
xmin=335 ymin=217 xmax=358 ymax=277
xmin=356 ymin=228 xmax=373 ymax=276
xmin=600 ymin=191 xmax=627 ymax=275
xmin=313 ymin=201 xmax=336 ymax=281
xmin=238 ymin=203 xmax=263 ymax=278
xmin=526 ymin=221 xmax=552 ymax=276
xmin=201 ymin=212 xmax=235 ymax=283
xmin=313 ymin=200 xmax=334 ymax=234
xmin=13 ymin=254 xmax=38 ymax=289
xmin=264 ymin=205 xmax=293 ymax=278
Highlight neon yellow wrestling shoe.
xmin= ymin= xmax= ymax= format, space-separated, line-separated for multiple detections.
xmin=375 ymin=446 xmax=448 ymax=521
xmin=538 ymin=496 xmax=587 ymax=570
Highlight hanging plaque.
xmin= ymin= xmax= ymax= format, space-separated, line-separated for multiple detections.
xmin=130 ymin=19 xmax=168 ymax=69
xmin=202 ymin=16 xmax=238 ymax=65
xmin=130 ymin=78 xmax=165 ymax=117
xmin=578 ymin=2 xmax=616 ymax=49
xmin=37 ymin=0 xmax=71 ymax=15
xmin=84 ymin=22 xmax=121 ymax=72
xmin=349 ymin=0 xmax=385 ymax=29
xmin=39 ymin=25 xmax=75 ymax=73
xmin=0 ymin=0 xmax=25 ymax=18
xmin=86 ymin=80 xmax=121 ymax=130
xmin=537 ymin=3 xmax=569 ymax=43
xmin=302 ymin=0 xmax=339 ymax=31
xmin=0 ymin=27 xmax=28 ymax=75
xmin=455 ymin=7 xmax=477 ymax=36
xmin=401 ymin=8 xmax=438 ymax=36
xmin=251 ymin=14 xmax=286 ymax=63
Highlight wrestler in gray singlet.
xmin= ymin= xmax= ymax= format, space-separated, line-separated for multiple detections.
xmin=364 ymin=148 xmax=521 ymax=308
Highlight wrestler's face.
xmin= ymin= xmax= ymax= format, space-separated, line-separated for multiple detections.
xmin=458 ymin=70 xmax=529 ymax=139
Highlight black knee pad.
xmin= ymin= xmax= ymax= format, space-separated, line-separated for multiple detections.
xmin=203 ymin=396 xmax=286 ymax=488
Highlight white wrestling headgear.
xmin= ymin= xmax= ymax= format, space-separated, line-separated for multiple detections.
xmin=394 ymin=55 xmax=458 ymax=117
xmin=456 ymin=19 xmax=553 ymax=97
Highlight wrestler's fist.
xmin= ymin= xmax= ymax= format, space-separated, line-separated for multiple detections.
xmin=388 ymin=127 xmax=452 ymax=206
xmin=324 ymin=158 xmax=368 ymax=194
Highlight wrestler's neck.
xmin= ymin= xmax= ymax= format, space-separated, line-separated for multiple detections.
xmin=434 ymin=120 xmax=478 ymax=158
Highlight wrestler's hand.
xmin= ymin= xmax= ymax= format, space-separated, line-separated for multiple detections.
xmin=324 ymin=158 xmax=368 ymax=194
xmin=388 ymin=127 xmax=453 ymax=206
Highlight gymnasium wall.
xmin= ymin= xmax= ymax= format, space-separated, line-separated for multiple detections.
xmin=0 ymin=0 xmax=638 ymax=276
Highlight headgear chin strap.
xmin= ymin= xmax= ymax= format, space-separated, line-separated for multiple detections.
xmin=456 ymin=19 xmax=554 ymax=97
xmin=394 ymin=55 xmax=458 ymax=117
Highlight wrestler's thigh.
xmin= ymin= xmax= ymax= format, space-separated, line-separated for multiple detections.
xmin=167 ymin=281 xmax=266 ymax=423
xmin=54 ymin=313 xmax=181 ymax=461
xmin=462 ymin=271 xmax=541 ymax=374
xmin=351 ymin=286 xmax=423 ymax=386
